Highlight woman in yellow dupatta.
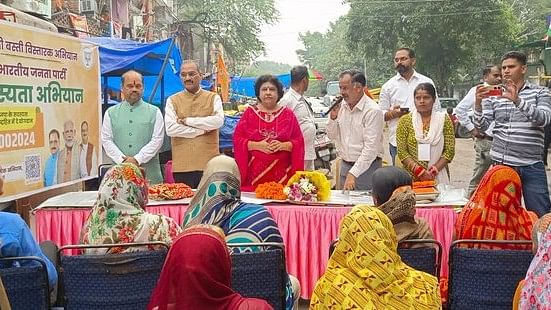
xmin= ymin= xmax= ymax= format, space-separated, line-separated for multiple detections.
xmin=310 ymin=207 xmax=441 ymax=309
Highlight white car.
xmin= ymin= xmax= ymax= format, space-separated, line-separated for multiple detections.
xmin=304 ymin=97 xmax=330 ymax=131
xmin=305 ymin=96 xmax=329 ymax=118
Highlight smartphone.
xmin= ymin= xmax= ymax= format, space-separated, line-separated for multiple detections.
xmin=400 ymin=107 xmax=410 ymax=113
xmin=485 ymin=84 xmax=503 ymax=97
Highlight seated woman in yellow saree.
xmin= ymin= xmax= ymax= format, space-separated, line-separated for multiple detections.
xmin=310 ymin=207 xmax=441 ymax=309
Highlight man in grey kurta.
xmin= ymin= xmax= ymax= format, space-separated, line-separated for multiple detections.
xmin=101 ymin=70 xmax=164 ymax=184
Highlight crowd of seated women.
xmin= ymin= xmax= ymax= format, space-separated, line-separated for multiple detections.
xmin=1 ymin=74 xmax=550 ymax=309
xmin=79 ymin=157 xmax=299 ymax=309
xmin=2 ymin=160 xmax=550 ymax=308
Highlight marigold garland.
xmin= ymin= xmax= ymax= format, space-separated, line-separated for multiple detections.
xmin=255 ymin=182 xmax=287 ymax=200
xmin=285 ymin=171 xmax=331 ymax=202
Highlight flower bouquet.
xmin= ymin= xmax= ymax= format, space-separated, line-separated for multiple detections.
xmin=284 ymin=171 xmax=331 ymax=203
xmin=255 ymin=182 xmax=287 ymax=200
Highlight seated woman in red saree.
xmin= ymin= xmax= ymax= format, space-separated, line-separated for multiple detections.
xmin=233 ymin=75 xmax=304 ymax=191
xmin=147 ymin=224 xmax=273 ymax=310
xmin=455 ymin=165 xmax=537 ymax=250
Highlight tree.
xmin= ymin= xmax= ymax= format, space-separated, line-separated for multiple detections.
xmin=174 ymin=0 xmax=279 ymax=72
xmin=242 ymin=61 xmax=292 ymax=76
xmin=297 ymin=17 xmax=392 ymax=88
xmin=297 ymin=17 xmax=365 ymax=82
xmin=344 ymin=0 xmax=551 ymax=94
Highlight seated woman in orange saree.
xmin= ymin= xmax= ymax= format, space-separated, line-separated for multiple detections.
xmin=455 ymin=165 xmax=537 ymax=250
xmin=233 ymin=75 xmax=304 ymax=191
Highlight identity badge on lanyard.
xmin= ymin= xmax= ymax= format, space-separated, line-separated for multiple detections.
xmin=418 ymin=143 xmax=431 ymax=161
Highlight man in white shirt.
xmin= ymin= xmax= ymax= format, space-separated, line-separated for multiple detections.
xmin=79 ymin=121 xmax=97 ymax=178
xmin=279 ymin=65 xmax=316 ymax=170
xmin=165 ymin=60 xmax=224 ymax=188
xmin=379 ymin=48 xmax=441 ymax=165
xmin=327 ymin=70 xmax=384 ymax=190
xmin=101 ymin=70 xmax=165 ymax=184
xmin=455 ymin=65 xmax=501 ymax=197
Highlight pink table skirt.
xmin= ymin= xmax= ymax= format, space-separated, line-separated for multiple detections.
xmin=33 ymin=206 xmax=189 ymax=256
xmin=33 ymin=204 xmax=457 ymax=299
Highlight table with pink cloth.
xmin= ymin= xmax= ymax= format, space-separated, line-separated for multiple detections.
xmin=31 ymin=192 xmax=459 ymax=299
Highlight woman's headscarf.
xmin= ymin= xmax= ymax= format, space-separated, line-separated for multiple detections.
xmin=368 ymin=166 xmax=434 ymax=244
xmin=181 ymin=157 xmax=292 ymax=308
xmin=147 ymin=225 xmax=272 ymax=310
xmin=182 ymin=155 xmax=242 ymax=228
xmin=310 ymin=207 xmax=441 ymax=309
xmin=81 ymin=163 xmax=182 ymax=254
xmin=455 ymin=165 xmax=536 ymax=250
xmin=519 ymin=213 xmax=551 ymax=309
xmin=532 ymin=213 xmax=551 ymax=250
xmin=371 ymin=166 xmax=416 ymax=225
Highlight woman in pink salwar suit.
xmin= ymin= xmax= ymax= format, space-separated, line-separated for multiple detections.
xmin=234 ymin=75 xmax=305 ymax=191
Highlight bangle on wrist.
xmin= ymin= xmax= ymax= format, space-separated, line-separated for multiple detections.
xmin=413 ymin=164 xmax=425 ymax=178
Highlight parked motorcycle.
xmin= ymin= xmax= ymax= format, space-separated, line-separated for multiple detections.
xmin=314 ymin=129 xmax=336 ymax=171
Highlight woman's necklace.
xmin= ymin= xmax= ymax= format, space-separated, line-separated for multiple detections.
xmin=257 ymin=105 xmax=278 ymax=122
xmin=264 ymin=111 xmax=274 ymax=122
xmin=421 ymin=117 xmax=431 ymax=137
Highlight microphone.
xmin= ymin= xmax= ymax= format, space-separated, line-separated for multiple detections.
xmin=323 ymin=96 xmax=344 ymax=117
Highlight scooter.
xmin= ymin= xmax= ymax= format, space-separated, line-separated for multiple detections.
xmin=314 ymin=128 xmax=336 ymax=171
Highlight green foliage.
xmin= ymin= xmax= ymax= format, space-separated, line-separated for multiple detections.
xmin=305 ymin=80 xmax=324 ymax=97
xmin=298 ymin=0 xmax=551 ymax=94
xmin=175 ymin=0 xmax=278 ymax=68
xmin=297 ymin=16 xmax=396 ymax=88
xmin=242 ymin=61 xmax=292 ymax=76
xmin=346 ymin=0 xmax=527 ymax=94
xmin=297 ymin=17 xmax=366 ymax=82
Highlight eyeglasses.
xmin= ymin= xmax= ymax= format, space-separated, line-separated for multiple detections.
xmin=181 ymin=72 xmax=199 ymax=78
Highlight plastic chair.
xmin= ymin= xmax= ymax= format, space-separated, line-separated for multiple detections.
xmin=0 ymin=256 xmax=50 ymax=309
xmin=58 ymin=242 xmax=168 ymax=310
xmin=448 ymin=239 xmax=533 ymax=310
xmin=329 ymin=238 xmax=442 ymax=277
xmin=397 ymin=239 xmax=442 ymax=278
xmin=229 ymin=242 xmax=287 ymax=310
xmin=97 ymin=163 xmax=113 ymax=184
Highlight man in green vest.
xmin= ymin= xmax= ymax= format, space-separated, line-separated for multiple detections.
xmin=101 ymin=70 xmax=164 ymax=184
xmin=165 ymin=60 xmax=224 ymax=188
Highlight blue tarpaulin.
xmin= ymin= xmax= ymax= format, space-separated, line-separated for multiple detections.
xmin=219 ymin=115 xmax=240 ymax=149
xmin=230 ymin=73 xmax=291 ymax=98
xmin=85 ymin=37 xmax=183 ymax=105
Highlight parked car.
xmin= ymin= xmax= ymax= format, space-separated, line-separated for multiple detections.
xmin=306 ymin=96 xmax=329 ymax=118
xmin=439 ymin=97 xmax=459 ymax=110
